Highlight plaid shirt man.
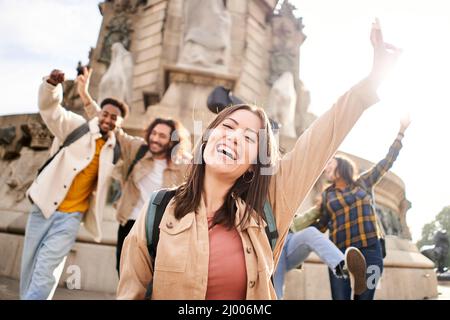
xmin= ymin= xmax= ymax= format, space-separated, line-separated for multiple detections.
xmin=315 ymin=135 xmax=403 ymax=250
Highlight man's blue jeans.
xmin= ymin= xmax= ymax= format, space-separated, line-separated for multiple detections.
xmin=328 ymin=240 xmax=384 ymax=300
xmin=274 ymin=227 xmax=344 ymax=299
xmin=20 ymin=204 xmax=82 ymax=300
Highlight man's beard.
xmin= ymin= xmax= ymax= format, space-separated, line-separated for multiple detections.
xmin=150 ymin=142 xmax=170 ymax=157
xmin=99 ymin=122 xmax=114 ymax=135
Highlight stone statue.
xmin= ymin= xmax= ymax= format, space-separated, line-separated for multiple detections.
xmin=98 ymin=42 xmax=134 ymax=104
xmin=178 ymin=0 xmax=231 ymax=71
xmin=62 ymin=80 xmax=84 ymax=115
xmin=99 ymin=6 xmax=133 ymax=66
xmin=269 ymin=0 xmax=307 ymax=136
xmin=269 ymin=0 xmax=305 ymax=84
xmin=421 ymin=230 xmax=449 ymax=273
xmin=5 ymin=147 xmax=49 ymax=204
xmin=266 ymin=72 xmax=297 ymax=138
xmin=0 ymin=126 xmax=16 ymax=146
xmin=376 ymin=208 xmax=402 ymax=237
xmin=295 ymin=80 xmax=311 ymax=135
xmin=0 ymin=119 xmax=53 ymax=161
xmin=111 ymin=0 xmax=146 ymax=13
xmin=0 ymin=119 xmax=51 ymax=203
xmin=24 ymin=122 xmax=53 ymax=150
xmin=0 ymin=126 xmax=25 ymax=160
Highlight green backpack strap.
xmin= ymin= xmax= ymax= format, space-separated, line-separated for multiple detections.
xmin=263 ymin=200 xmax=278 ymax=252
xmin=144 ymin=188 xmax=177 ymax=299
xmin=145 ymin=189 xmax=177 ymax=259
xmin=144 ymin=194 xmax=277 ymax=299
xmin=145 ymin=191 xmax=159 ymax=253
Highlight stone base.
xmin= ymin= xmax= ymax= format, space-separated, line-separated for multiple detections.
xmin=283 ymin=236 xmax=439 ymax=300
xmin=0 ymin=232 xmax=439 ymax=298
xmin=0 ymin=232 xmax=118 ymax=294
xmin=0 ymin=205 xmax=120 ymax=246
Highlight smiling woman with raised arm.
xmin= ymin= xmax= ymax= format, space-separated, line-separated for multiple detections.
xmin=117 ymin=20 xmax=402 ymax=300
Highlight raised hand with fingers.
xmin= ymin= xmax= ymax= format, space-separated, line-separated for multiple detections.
xmin=76 ymin=66 xmax=93 ymax=100
xmin=399 ymin=113 xmax=411 ymax=134
xmin=369 ymin=18 xmax=402 ymax=88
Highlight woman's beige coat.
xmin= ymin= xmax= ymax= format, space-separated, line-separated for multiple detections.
xmin=117 ymin=77 xmax=379 ymax=299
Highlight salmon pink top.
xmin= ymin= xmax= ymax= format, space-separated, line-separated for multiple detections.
xmin=205 ymin=217 xmax=247 ymax=300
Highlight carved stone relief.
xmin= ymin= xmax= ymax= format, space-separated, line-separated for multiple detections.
xmin=98 ymin=42 xmax=134 ymax=104
xmin=178 ymin=0 xmax=231 ymax=71
xmin=267 ymin=72 xmax=297 ymax=138
xmin=99 ymin=3 xmax=133 ymax=66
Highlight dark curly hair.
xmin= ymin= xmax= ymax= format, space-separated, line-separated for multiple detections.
xmin=145 ymin=118 xmax=191 ymax=162
xmin=100 ymin=98 xmax=129 ymax=119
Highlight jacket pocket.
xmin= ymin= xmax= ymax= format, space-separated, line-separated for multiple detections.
xmin=154 ymin=213 xmax=194 ymax=272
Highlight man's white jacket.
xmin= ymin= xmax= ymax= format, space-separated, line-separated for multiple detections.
xmin=27 ymin=78 xmax=118 ymax=243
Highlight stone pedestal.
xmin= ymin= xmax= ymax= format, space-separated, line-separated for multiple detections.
xmin=283 ymin=236 xmax=439 ymax=300
xmin=0 ymin=0 xmax=439 ymax=299
xmin=0 ymin=232 xmax=118 ymax=294
xmin=144 ymin=65 xmax=238 ymax=134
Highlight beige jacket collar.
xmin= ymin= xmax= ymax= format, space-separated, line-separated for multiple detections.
xmin=195 ymin=195 xmax=266 ymax=232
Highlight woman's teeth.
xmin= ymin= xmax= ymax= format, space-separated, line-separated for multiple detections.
xmin=222 ymin=149 xmax=234 ymax=159
xmin=217 ymin=145 xmax=236 ymax=160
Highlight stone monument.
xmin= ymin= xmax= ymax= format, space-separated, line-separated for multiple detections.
xmin=98 ymin=42 xmax=134 ymax=104
xmin=267 ymin=71 xmax=297 ymax=138
xmin=0 ymin=0 xmax=438 ymax=299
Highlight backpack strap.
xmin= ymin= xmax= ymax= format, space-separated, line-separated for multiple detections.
xmin=263 ymin=200 xmax=278 ymax=252
xmin=145 ymin=191 xmax=159 ymax=257
xmin=37 ymin=122 xmax=122 ymax=175
xmin=113 ymin=140 xmax=121 ymax=165
xmin=63 ymin=122 xmax=91 ymax=146
xmin=262 ymin=200 xmax=278 ymax=287
xmin=144 ymin=193 xmax=276 ymax=299
xmin=126 ymin=144 xmax=148 ymax=179
xmin=147 ymin=189 xmax=177 ymax=259
xmin=37 ymin=122 xmax=90 ymax=175
xmin=144 ymin=188 xmax=177 ymax=300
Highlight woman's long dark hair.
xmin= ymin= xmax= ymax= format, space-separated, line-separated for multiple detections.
xmin=173 ymin=104 xmax=279 ymax=229
xmin=317 ymin=155 xmax=358 ymax=217
xmin=334 ymin=155 xmax=357 ymax=186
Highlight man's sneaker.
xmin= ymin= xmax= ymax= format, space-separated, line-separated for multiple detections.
xmin=344 ymin=247 xmax=367 ymax=296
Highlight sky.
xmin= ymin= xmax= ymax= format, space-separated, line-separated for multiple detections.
xmin=291 ymin=0 xmax=450 ymax=242
xmin=0 ymin=0 xmax=449 ymax=241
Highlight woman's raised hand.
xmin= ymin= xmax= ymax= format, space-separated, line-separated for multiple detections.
xmin=369 ymin=18 xmax=402 ymax=88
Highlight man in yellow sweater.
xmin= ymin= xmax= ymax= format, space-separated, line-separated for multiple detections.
xmin=20 ymin=70 xmax=128 ymax=300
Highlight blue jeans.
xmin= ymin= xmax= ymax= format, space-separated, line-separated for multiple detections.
xmin=274 ymin=227 xmax=345 ymax=299
xmin=20 ymin=205 xmax=82 ymax=300
xmin=329 ymin=240 xmax=384 ymax=300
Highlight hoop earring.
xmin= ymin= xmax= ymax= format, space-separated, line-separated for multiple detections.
xmin=194 ymin=142 xmax=206 ymax=164
xmin=243 ymin=171 xmax=254 ymax=183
